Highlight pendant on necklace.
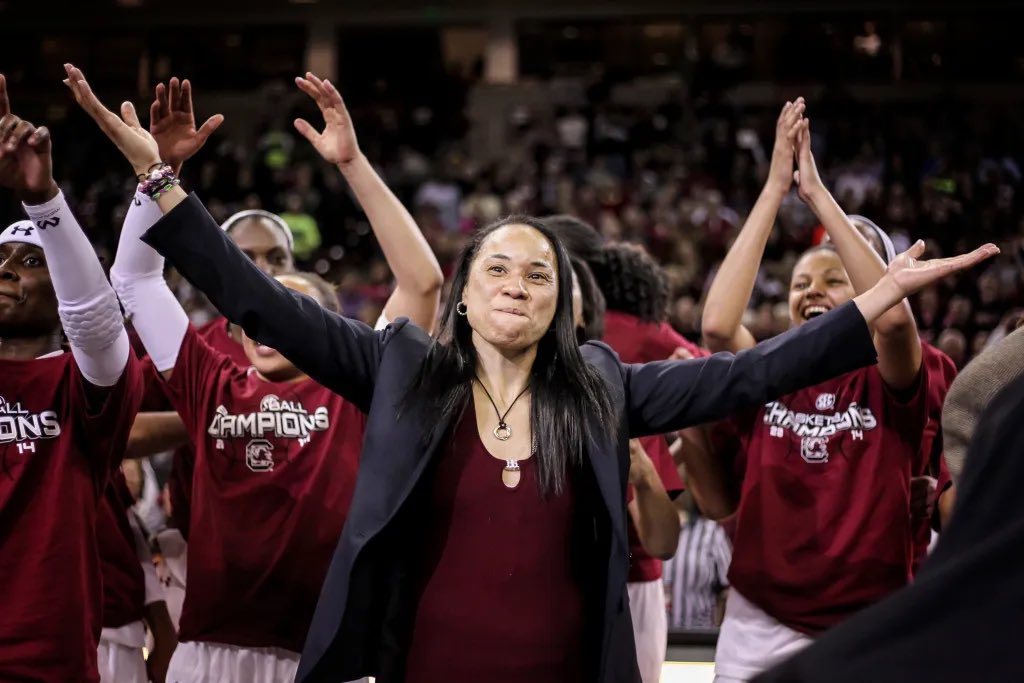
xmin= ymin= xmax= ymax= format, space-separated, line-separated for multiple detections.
xmin=502 ymin=458 xmax=521 ymax=489
xmin=493 ymin=421 xmax=512 ymax=441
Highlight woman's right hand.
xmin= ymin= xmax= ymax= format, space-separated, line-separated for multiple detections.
xmin=63 ymin=63 xmax=162 ymax=177
xmin=766 ymin=97 xmax=805 ymax=196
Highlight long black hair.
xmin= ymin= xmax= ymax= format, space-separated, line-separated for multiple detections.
xmin=543 ymin=214 xmax=670 ymax=323
xmin=571 ymin=255 xmax=606 ymax=343
xmin=403 ymin=215 xmax=616 ymax=496
xmin=594 ymin=243 xmax=671 ymax=323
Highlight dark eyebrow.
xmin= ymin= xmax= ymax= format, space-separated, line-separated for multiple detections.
xmin=485 ymin=254 xmax=553 ymax=270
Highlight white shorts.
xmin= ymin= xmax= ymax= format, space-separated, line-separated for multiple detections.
xmin=98 ymin=627 xmax=148 ymax=683
xmin=713 ymin=589 xmax=814 ymax=683
xmin=627 ymin=579 xmax=668 ymax=683
xmin=167 ymin=641 xmax=300 ymax=683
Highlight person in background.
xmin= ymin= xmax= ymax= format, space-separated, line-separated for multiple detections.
xmin=663 ymin=490 xmax=732 ymax=631
xmin=97 ymin=468 xmax=177 ymax=683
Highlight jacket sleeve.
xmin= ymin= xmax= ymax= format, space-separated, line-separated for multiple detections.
xmin=623 ymin=301 xmax=877 ymax=436
xmin=141 ymin=193 xmax=382 ymax=412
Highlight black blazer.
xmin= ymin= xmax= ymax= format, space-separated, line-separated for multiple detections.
xmin=143 ymin=194 xmax=878 ymax=683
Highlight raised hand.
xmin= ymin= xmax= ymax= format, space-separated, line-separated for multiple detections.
xmin=63 ymin=63 xmax=161 ymax=177
xmin=793 ymin=118 xmax=825 ymax=202
xmin=767 ymin=97 xmax=805 ymax=195
xmin=149 ymin=77 xmax=224 ymax=175
xmin=628 ymin=439 xmax=657 ymax=488
xmin=293 ymin=73 xmax=361 ymax=167
xmin=0 ymin=74 xmax=57 ymax=203
xmin=888 ymin=240 xmax=999 ymax=299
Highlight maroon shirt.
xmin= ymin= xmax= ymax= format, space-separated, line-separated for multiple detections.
xmin=97 ymin=470 xmax=146 ymax=629
xmin=727 ymin=364 xmax=930 ymax=635
xmin=405 ymin=405 xmax=584 ymax=683
xmin=152 ymin=316 xmax=250 ymax=537
xmin=166 ymin=325 xmax=364 ymax=652
xmin=0 ymin=352 xmax=143 ymax=683
xmin=602 ymin=310 xmax=698 ymax=582
xmin=912 ymin=343 xmax=957 ymax=572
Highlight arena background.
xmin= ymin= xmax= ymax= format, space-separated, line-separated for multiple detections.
xmin=3 ymin=1 xmax=1022 ymax=680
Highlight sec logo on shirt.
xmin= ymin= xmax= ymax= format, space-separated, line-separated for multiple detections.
xmin=816 ymin=393 xmax=836 ymax=411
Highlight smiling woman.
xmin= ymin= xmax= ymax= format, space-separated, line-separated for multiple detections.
xmin=699 ymin=101 xmax=993 ymax=683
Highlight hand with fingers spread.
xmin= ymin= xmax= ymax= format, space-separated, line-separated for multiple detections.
xmin=62 ymin=63 xmax=162 ymax=177
xmin=293 ymin=72 xmax=361 ymax=167
xmin=889 ymin=240 xmax=999 ymax=299
xmin=855 ymin=239 xmax=1000 ymax=325
xmin=767 ymin=97 xmax=806 ymax=196
xmin=793 ymin=118 xmax=826 ymax=203
xmin=149 ymin=77 xmax=224 ymax=175
xmin=0 ymin=73 xmax=58 ymax=204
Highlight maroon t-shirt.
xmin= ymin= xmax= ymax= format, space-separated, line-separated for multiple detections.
xmin=158 ymin=316 xmax=250 ymax=537
xmin=602 ymin=310 xmax=703 ymax=364
xmin=405 ymin=405 xmax=584 ymax=683
xmin=0 ymin=352 xmax=143 ymax=683
xmin=602 ymin=310 xmax=698 ymax=582
xmin=727 ymin=364 xmax=930 ymax=635
xmin=164 ymin=325 xmax=365 ymax=653
xmin=97 ymin=470 xmax=146 ymax=629
xmin=912 ymin=343 xmax=957 ymax=572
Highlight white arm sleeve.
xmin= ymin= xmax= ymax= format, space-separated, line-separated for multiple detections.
xmin=110 ymin=192 xmax=189 ymax=373
xmin=23 ymin=192 xmax=129 ymax=386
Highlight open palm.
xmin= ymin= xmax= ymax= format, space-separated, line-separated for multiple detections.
xmin=150 ymin=77 xmax=224 ymax=173
xmin=293 ymin=72 xmax=360 ymax=166
xmin=63 ymin=63 xmax=161 ymax=176
xmin=888 ymin=240 xmax=999 ymax=298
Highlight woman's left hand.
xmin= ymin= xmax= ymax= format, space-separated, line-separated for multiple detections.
xmin=293 ymin=72 xmax=361 ymax=168
xmin=887 ymin=240 xmax=999 ymax=299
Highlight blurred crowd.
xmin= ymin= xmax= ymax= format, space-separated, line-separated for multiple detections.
xmin=19 ymin=80 xmax=1024 ymax=368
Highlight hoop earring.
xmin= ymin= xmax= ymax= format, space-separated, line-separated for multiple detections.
xmin=456 ymin=301 xmax=468 ymax=316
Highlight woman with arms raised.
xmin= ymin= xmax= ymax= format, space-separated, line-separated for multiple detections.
xmin=701 ymin=101 xmax=974 ymax=682
xmin=105 ymin=72 xmax=441 ymax=683
xmin=65 ymin=65 xmax=997 ymax=683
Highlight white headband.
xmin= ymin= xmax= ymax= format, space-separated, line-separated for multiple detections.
xmin=221 ymin=210 xmax=295 ymax=253
xmin=0 ymin=220 xmax=44 ymax=249
xmin=847 ymin=214 xmax=897 ymax=264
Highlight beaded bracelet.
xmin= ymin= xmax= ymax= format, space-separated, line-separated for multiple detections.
xmin=138 ymin=163 xmax=181 ymax=200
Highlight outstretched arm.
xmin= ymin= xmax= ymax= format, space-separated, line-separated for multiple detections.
xmin=626 ymin=237 xmax=997 ymax=436
xmin=64 ymin=64 xmax=387 ymax=411
xmin=794 ymin=117 xmax=922 ymax=391
xmin=0 ymin=74 xmax=128 ymax=386
xmin=294 ymin=74 xmax=443 ymax=332
xmin=702 ymin=99 xmax=805 ymax=353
